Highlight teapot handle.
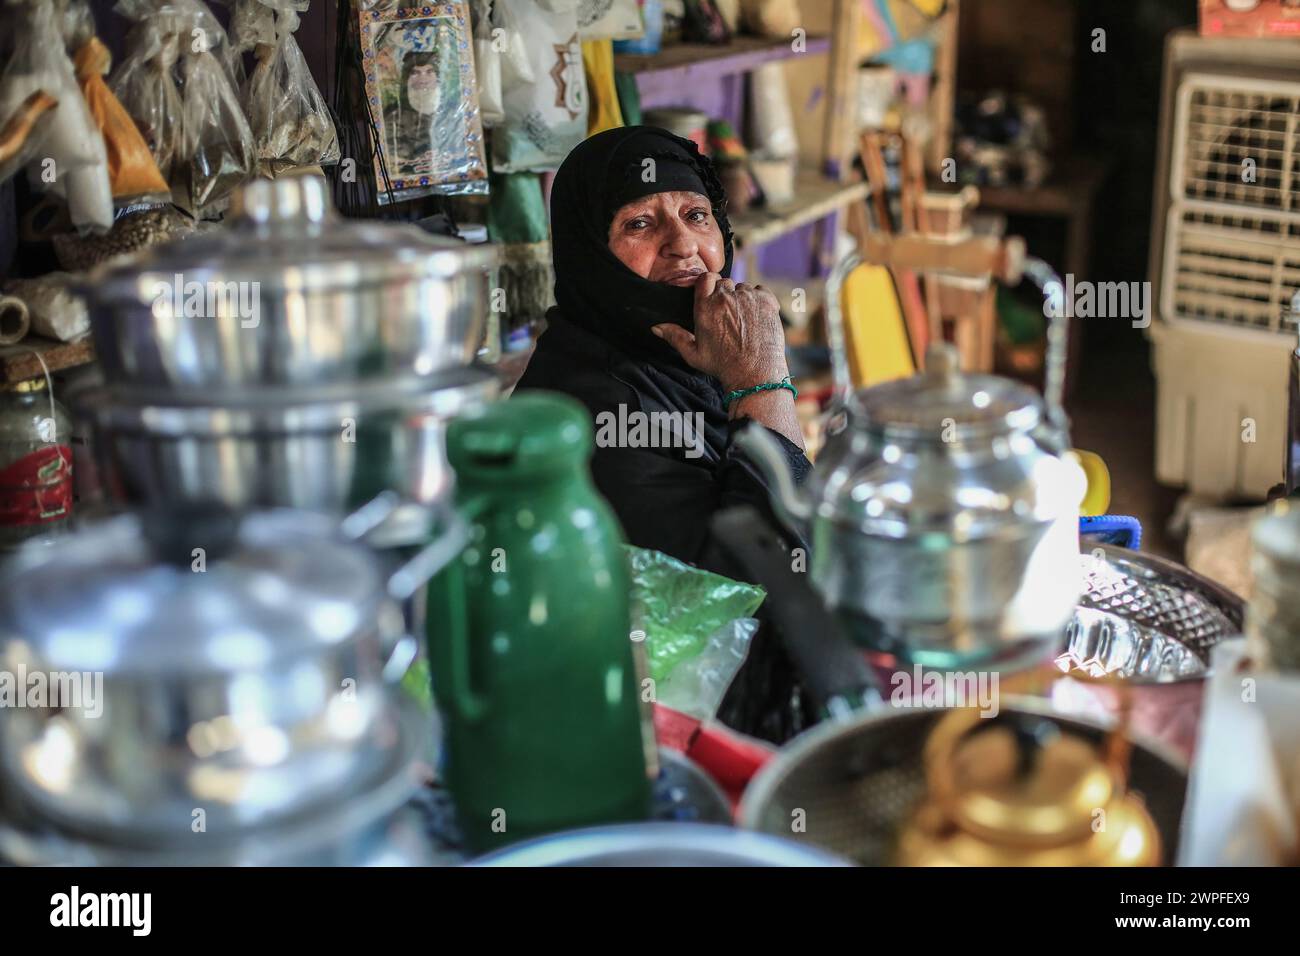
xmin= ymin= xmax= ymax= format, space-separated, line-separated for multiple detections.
xmin=825 ymin=248 xmax=863 ymax=406
xmin=1022 ymin=257 xmax=1072 ymax=444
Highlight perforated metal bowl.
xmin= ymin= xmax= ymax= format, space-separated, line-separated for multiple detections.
xmin=738 ymin=699 xmax=1188 ymax=866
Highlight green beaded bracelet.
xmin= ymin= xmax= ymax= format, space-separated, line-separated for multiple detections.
xmin=724 ymin=377 xmax=798 ymax=407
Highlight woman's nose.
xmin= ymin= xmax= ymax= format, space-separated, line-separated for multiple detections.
xmin=659 ymin=219 xmax=698 ymax=259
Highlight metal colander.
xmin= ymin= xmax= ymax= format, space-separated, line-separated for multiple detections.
xmin=738 ymin=700 xmax=1188 ymax=866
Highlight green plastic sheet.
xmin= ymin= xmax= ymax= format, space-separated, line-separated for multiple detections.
xmin=626 ymin=545 xmax=766 ymax=683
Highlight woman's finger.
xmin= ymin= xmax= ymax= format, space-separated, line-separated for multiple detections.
xmin=651 ymin=323 xmax=699 ymax=363
xmin=693 ymin=272 xmax=721 ymax=306
xmin=717 ymin=278 xmax=736 ymax=295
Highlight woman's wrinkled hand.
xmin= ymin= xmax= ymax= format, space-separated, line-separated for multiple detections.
xmin=651 ymin=273 xmax=789 ymax=393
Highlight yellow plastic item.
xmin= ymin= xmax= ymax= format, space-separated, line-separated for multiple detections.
xmin=905 ymin=0 xmax=948 ymax=19
xmin=842 ymin=262 xmax=915 ymax=388
xmin=1070 ymin=449 xmax=1112 ymax=517
xmin=582 ymin=40 xmax=624 ymax=137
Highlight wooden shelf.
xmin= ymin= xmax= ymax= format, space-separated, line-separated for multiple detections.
xmin=614 ymin=35 xmax=831 ymax=95
xmin=731 ymin=169 xmax=870 ymax=248
xmin=973 ymin=156 xmax=1111 ymax=218
xmin=0 ymin=335 xmax=95 ymax=385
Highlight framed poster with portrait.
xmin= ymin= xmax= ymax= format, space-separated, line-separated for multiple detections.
xmin=358 ymin=0 xmax=488 ymax=202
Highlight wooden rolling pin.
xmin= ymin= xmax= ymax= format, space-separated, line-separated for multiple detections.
xmin=0 ymin=90 xmax=59 ymax=166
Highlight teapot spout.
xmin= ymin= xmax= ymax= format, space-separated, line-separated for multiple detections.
xmin=736 ymin=423 xmax=813 ymax=525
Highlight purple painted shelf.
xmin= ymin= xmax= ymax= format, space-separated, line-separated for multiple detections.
xmin=614 ymin=35 xmax=831 ymax=100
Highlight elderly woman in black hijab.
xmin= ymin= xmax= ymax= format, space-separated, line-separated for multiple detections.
xmin=515 ymin=126 xmax=811 ymax=571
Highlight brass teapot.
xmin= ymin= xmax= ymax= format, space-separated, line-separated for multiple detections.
xmin=894 ymin=702 xmax=1162 ymax=867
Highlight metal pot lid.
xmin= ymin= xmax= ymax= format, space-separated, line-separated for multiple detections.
xmin=0 ymin=508 xmax=385 ymax=676
xmin=78 ymin=366 xmax=497 ymax=436
xmin=850 ymin=344 xmax=1041 ymax=441
xmin=84 ymin=176 xmax=499 ymax=303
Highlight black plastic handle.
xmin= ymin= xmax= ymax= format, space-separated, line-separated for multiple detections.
xmin=708 ymin=505 xmax=885 ymax=718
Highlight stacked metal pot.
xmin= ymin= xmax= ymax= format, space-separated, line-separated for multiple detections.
xmin=72 ymin=173 xmax=500 ymax=521
xmin=0 ymin=502 xmax=441 ymax=865
xmin=0 ymin=175 xmax=501 ymax=864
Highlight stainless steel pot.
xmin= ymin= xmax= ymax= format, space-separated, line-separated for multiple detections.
xmin=0 ymin=501 xmax=461 ymax=842
xmin=77 ymin=366 xmax=496 ymax=517
xmin=0 ymin=698 xmax=435 ymax=866
xmin=80 ymin=175 xmax=499 ymax=390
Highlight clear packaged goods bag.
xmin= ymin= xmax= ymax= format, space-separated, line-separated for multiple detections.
xmin=109 ymin=0 xmax=186 ymax=182
xmin=61 ymin=0 xmax=171 ymax=207
xmin=233 ymin=0 xmax=340 ymax=175
xmin=0 ymin=0 xmax=112 ymax=233
xmin=111 ymin=0 xmax=254 ymax=218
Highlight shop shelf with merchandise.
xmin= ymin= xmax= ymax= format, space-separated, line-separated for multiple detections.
xmin=0 ymin=335 xmax=95 ymax=386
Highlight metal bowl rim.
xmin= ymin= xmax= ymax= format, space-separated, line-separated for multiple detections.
xmin=736 ymin=695 xmax=1190 ymax=832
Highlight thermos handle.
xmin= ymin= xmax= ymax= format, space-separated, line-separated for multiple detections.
xmin=426 ymin=496 xmax=491 ymax=725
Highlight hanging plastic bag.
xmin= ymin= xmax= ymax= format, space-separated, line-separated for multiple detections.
xmin=65 ymin=4 xmax=172 ymax=209
xmin=235 ymin=0 xmax=339 ymax=175
xmin=169 ymin=0 xmax=254 ymax=215
xmin=469 ymin=0 xmax=503 ymax=127
xmin=490 ymin=0 xmax=533 ymax=90
xmin=110 ymin=0 xmax=186 ymax=182
xmin=0 ymin=0 xmax=112 ymax=234
xmin=492 ymin=0 xmax=587 ymax=173
xmin=0 ymin=90 xmax=58 ymax=187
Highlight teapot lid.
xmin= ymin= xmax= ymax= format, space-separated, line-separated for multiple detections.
xmin=852 ymin=344 xmax=1042 ymax=441
xmin=0 ymin=507 xmax=387 ymax=676
xmin=86 ymin=175 xmax=499 ymax=303
xmin=938 ymin=717 xmax=1116 ymax=846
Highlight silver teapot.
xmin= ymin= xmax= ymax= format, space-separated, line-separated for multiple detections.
xmin=744 ymin=256 xmax=1086 ymax=672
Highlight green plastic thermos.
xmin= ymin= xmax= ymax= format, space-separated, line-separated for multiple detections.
xmin=428 ymin=392 xmax=650 ymax=852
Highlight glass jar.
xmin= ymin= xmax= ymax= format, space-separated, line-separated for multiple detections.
xmin=0 ymin=377 xmax=73 ymax=552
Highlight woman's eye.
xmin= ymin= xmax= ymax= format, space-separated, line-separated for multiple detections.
xmin=625 ymin=217 xmax=650 ymax=230
xmin=687 ymin=209 xmax=709 ymax=223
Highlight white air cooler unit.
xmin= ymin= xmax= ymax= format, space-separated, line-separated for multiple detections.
xmin=1148 ymin=31 xmax=1300 ymax=501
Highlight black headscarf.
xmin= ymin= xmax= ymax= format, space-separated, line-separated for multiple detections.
xmin=548 ymin=126 xmax=734 ymax=369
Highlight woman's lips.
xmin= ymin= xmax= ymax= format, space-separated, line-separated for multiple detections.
xmin=660 ymin=269 xmax=704 ymax=287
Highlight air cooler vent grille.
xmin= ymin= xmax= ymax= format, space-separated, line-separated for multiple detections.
xmin=1179 ymin=85 xmax=1300 ymax=211
xmin=1165 ymin=72 xmax=1300 ymax=331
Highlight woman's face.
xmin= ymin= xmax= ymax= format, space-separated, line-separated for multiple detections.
xmin=607 ymin=191 xmax=725 ymax=287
